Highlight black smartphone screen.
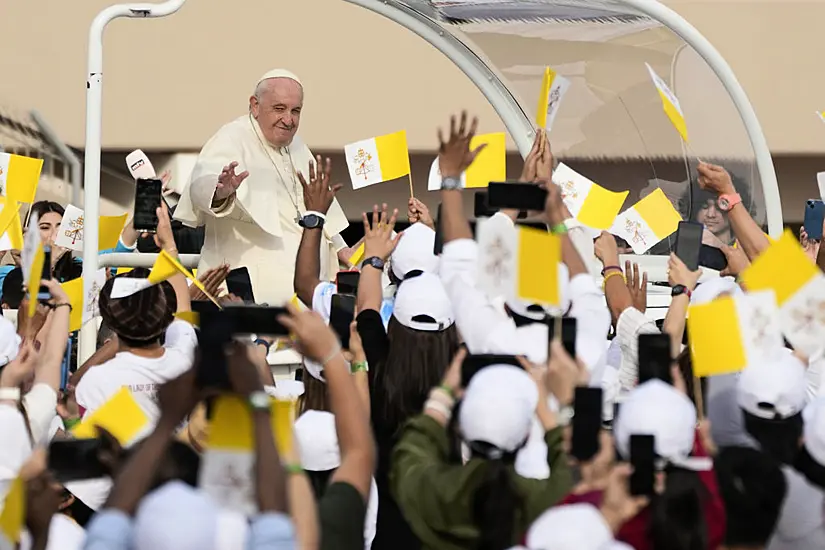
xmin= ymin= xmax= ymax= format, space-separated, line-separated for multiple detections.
xmin=38 ymin=245 xmax=52 ymax=301
xmin=133 ymin=178 xmax=163 ymax=233
xmin=474 ymin=191 xmax=497 ymax=218
xmin=461 ymin=354 xmax=523 ymax=388
xmin=548 ymin=317 xmax=577 ymax=358
xmin=226 ymin=267 xmax=255 ymax=303
xmin=330 ymin=293 xmax=355 ymax=349
xmin=336 ymin=271 xmax=360 ymax=297
xmin=571 ymin=387 xmax=603 ymax=461
xmin=200 ymin=305 xmax=290 ymax=337
xmin=48 ymin=439 xmax=107 ymax=483
xmin=675 ymin=221 xmax=703 ymax=272
xmin=433 ymin=203 xmax=444 ymax=256
xmin=630 ymin=434 xmax=656 ymax=496
xmin=637 ymin=333 xmax=673 ymax=385
xmin=698 ymin=244 xmax=727 ymax=271
xmin=487 ymin=182 xmax=547 ymax=211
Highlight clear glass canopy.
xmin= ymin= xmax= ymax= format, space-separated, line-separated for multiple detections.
xmin=399 ymin=0 xmax=767 ymax=251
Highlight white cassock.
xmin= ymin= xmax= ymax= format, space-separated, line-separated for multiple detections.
xmin=174 ymin=114 xmax=349 ymax=306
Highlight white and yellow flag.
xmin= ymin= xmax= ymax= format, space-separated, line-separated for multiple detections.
xmin=645 ymin=63 xmax=688 ymax=142
xmin=552 ymin=163 xmax=628 ymax=230
xmin=344 ymin=130 xmax=411 ymax=189
xmin=688 ymin=290 xmax=783 ymax=377
xmin=476 ymin=218 xmax=561 ymax=307
xmin=609 ymin=188 xmax=682 ymax=254
xmin=427 ymin=133 xmax=506 ymax=191
xmin=0 ymin=152 xmax=42 ymax=204
xmin=536 ymin=66 xmax=571 ymax=132
xmin=741 ymin=230 xmax=825 ymax=356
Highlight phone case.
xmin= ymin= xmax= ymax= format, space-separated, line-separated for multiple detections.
xmin=804 ymin=199 xmax=825 ymax=240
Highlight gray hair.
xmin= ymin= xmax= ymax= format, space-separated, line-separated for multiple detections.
xmin=254 ymin=78 xmax=302 ymax=101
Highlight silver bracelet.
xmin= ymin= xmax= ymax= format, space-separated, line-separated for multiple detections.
xmin=320 ymin=344 xmax=343 ymax=367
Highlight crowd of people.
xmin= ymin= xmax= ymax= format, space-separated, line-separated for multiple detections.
xmin=1 ymin=69 xmax=824 ymax=550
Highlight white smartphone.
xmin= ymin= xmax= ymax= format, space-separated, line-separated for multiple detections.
xmin=817 ymin=172 xmax=825 ymax=202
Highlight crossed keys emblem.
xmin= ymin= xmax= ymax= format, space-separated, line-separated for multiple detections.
xmin=624 ymin=219 xmax=648 ymax=246
xmin=352 ymin=149 xmax=375 ymax=181
xmin=64 ymin=215 xmax=84 ymax=245
xmin=789 ymin=300 xmax=825 ymax=334
xmin=484 ymin=235 xmax=513 ymax=287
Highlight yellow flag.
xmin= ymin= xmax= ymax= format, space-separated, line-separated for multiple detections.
xmin=645 ymin=63 xmax=688 ymax=142
xmin=208 ymin=395 xmax=295 ymax=456
xmin=98 ymin=213 xmax=129 ymax=251
xmin=536 ymin=67 xmax=554 ymax=128
xmin=344 ymin=130 xmax=411 ymax=189
xmin=741 ymin=230 xmax=820 ymax=305
xmin=0 ymin=475 xmax=24 ymax=544
xmin=517 ymin=226 xmax=561 ymax=306
xmin=0 ymin=153 xmax=43 ymax=204
xmin=465 ymin=133 xmax=506 ymax=189
xmin=61 ymin=277 xmax=84 ymax=332
xmin=149 ymin=249 xmax=219 ymax=306
xmin=174 ymin=311 xmax=200 ymax=326
xmin=26 ymin=244 xmax=44 ymax=318
xmin=116 ymin=267 xmax=134 ymax=275
xmin=347 ymin=242 xmax=365 ymax=267
xmin=0 ymin=198 xmax=23 ymax=250
xmin=72 ymin=387 xmax=149 ymax=445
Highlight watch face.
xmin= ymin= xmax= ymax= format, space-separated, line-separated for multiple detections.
xmin=718 ymin=198 xmax=730 ymax=211
xmin=302 ymin=215 xmax=320 ymax=228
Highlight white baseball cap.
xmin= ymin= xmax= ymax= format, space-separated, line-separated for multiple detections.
xmin=459 ymin=365 xmax=538 ymax=453
xmin=615 ymin=380 xmax=711 ymax=471
xmin=690 ymin=276 xmax=742 ymax=305
xmin=0 ymin=314 xmax=20 ymax=367
xmin=803 ymin=397 xmax=825 ymax=466
xmin=393 ymin=271 xmax=455 ymax=332
xmin=737 ymin=351 xmax=806 ymax=420
xmin=134 ymin=481 xmax=219 ymax=550
xmin=295 ymin=410 xmax=341 ymax=472
xmin=391 ymin=222 xmax=439 ymax=280
xmin=525 ymin=503 xmax=613 ymax=550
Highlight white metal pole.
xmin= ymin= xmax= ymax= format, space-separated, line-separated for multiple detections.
xmin=80 ymin=0 xmax=187 ymax=365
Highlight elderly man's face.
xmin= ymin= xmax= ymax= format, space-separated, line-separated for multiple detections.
xmin=250 ymin=78 xmax=303 ymax=147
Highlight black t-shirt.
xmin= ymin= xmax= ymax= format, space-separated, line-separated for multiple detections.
xmin=355 ymin=310 xmax=421 ymax=550
xmin=319 ymin=482 xmax=367 ymax=550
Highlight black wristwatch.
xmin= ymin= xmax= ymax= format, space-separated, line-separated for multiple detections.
xmin=671 ymin=284 xmax=691 ymax=298
xmin=361 ymin=256 xmax=385 ymax=271
xmin=299 ymin=214 xmax=325 ymax=229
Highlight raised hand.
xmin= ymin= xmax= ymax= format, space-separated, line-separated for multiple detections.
xmin=625 ymin=261 xmax=648 ymax=313
xmin=407 ymin=197 xmax=434 ymax=229
xmin=362 ymin=204 xmax=402 ymax=261
xmin=189 ymin=264 xmax=230 ymax=301
xmin=215 ymin=161 xmax=249 ymax=201
xmin=298 ymin=155 xmax=342 ymax=215
xmin=437 ymin=111 xmax=486 ymax=179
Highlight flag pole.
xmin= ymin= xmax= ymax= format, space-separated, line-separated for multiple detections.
xmin=408 ymin=173 xmax=415 ymax=198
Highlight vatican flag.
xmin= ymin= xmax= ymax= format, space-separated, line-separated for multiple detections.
xmin=110 ymin=249 xmax=218 ymax=305
xmin=0 ymin=199 xmax=23 ymax=251
xmin=0 ymin=475 xmax=24 ymax=548
xmin=0 ymin=152 xmax=42 ymax=204
xmin=552 ymin=163 xmax=628 ymax=230
xmin=741 ymin=229 xmax=825 ymax=356
xmin=427 ymin=133 xmax=506 ymax=190
xmin=345 ymin=130 xmax=411 ymax=189
xmin=688 ymin=290 xmax=783 ymax=377
xmin=645 ymin=63 xmax=689 ymax=142
xmin=476 ymin=218 xmax=561 ymax=307
xmin=536 ymin=66 xmax=571 ymax=131
xmin=609 ymin=188 xmax=682 ymax=254
xmin=72 ymin=387 xmax=150 ymax=446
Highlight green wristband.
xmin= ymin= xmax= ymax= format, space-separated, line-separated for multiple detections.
xmin=438 ymin=384 xmax=455 ymax=398
xmin=351 ymin=361 xmax=369 ymax=374
xmin=63 ymin=417 xmax=81 ymax=431
xmin=285 ymin=463 xmax=304 ymax=475
xmin=550 ymin=223 xmax=568 ymax=235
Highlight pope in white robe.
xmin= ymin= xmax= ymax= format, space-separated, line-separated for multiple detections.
xmin=174 ymin=69 xmax=349 ymax=305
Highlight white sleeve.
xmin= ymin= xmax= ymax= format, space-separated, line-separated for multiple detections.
xmin=311 ymin=282 xmax=336 ymax=323
xmin=564 ymin=219 xmax=602 ymax=277
xmin=163 ymin=320 xmax=198 ymax=357
xmin=439 ymin=238 xmax=518 ymax=355
xmin=567 ymin=274 xmax=611 ymax=372
xmin=807 ymin=352 xmax=825 ymax=402
xmin=21 ymin=383 xmax=58 ymax=446
xmin=0 ymin=403 xmax=33 ymax=505
xmin=331 ymin=234 xmax=347 ymax=252
xmin=616 ymin=307 xmax=660 ymax=391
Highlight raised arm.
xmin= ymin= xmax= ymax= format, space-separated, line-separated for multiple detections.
xmin=356 ymin=204 xmax=400 ymax=314
xmin=440 ymin=112 xmax=486 ymax=244
xmin=294 ymin=156 xmax=342 ymax=305
xmin=154 ymin=203 xmax=190 ymax=314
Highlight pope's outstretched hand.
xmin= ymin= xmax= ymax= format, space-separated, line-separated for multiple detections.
xmin=215 ymin=161 xmax=249 ymax=201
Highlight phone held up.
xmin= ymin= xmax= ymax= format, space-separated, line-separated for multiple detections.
xmin=133 ymin=178 xmax=163 ymax=234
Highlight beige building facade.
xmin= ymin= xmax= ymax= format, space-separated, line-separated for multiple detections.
xmin=1 ymin=0 xmax=824 ymax=224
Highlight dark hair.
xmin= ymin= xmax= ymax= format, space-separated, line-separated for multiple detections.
xmin=30 ymin=201 xmax=81 ymax=283
xmin=743 ymin=411 xmax=803 ymax=465
xmin=472 ymin=452 xmax=522 ymax=550
xmin=306 ymin=469 xmax=335 ymax=500
xmin=716 ymin=446 xmax=787 ymax=546
xmin=795 ymin=445 xmax=825 ymax=490
xmin=676 ymin=349 xmax=707 ymax=416
xmin=649 ymin=467 xmax=709 ymax=550
xmin=96 ymin=320 xmax=116 ymax=349
xmin=298 ymin=372 xmax=330 ymax=415
xmin=1 ymin=267 xmax=24 ymax=309
xmin=62 ymin=488 xmax=95 ymax=527
xmin=374 ymin=317 xmax=459 ymax=432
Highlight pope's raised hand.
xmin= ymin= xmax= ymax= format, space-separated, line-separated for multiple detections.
xmin=298 ymin=155 xmax=342 ymax=215
xmin=215 ymin=161 xmax=249 ymax=201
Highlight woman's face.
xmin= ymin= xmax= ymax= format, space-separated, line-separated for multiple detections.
xmin=38 ymin=211 xmax=62 ymax=247
xmin=696 ymin=199 xmax=729 ymax=236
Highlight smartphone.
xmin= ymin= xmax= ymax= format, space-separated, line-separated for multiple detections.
xmin=698 ymin=244 xmax=727 ymax=271
xmin=818 ymin=173 xmax=825 ymax=202
xmin=226 ymin=267 xmax=255 ymax=303
xmin=804 ymin=199 xmax=825 ymax=240
xmin=199 ymin=305 xmax=290 ymax=337
xmin=487 ymin=182 xmax=547 ymax=211
xmin=48 ymin=439 xmax=107 ymax=483
xmin=336 ymin=271 xmax=360 ymax=297
xmin=629 ymin=434 xmax=656 ymax=496
xmin=461 ymin=354 xmax=523 ymax=387
xmin=133 ymin=178 xmax=163 ymax=233
xmin=433 ymin=203 xmax=444 ymax=256
xmin=570 ymin=387 xmax=603 ymax=461
xmin=637 ymin=333 xmax=673 ymax=385
xmin=330 ymin=293 xmax=355 ymax=349
xmin=547 ymin=317 xmax=577 ymax=359
xmin=37 ymin=245 xmax=52 ymax=301
xmin=474 ymin=191 xmax=497 ymax=218
xmin=675 ymin=221 xmax=703 ymax=272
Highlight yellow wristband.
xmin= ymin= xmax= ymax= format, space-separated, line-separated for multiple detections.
xmin=602 ymin=270 xmax=625 ymax=291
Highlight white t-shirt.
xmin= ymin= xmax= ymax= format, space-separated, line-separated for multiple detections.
xmin=769 ymin=466 xmax=825 ymax=550
xmin=20 ymin=514 xmax=85 ymax=550
xmin=75 ymin=321 xmax=198 ymax=424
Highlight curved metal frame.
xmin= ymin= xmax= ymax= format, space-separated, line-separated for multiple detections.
xmin=81 ymin=0 xmax=782 ymax=360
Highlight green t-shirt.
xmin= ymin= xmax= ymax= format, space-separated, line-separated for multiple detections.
xmin=319 ymin=482 xmax=367 ymax=550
